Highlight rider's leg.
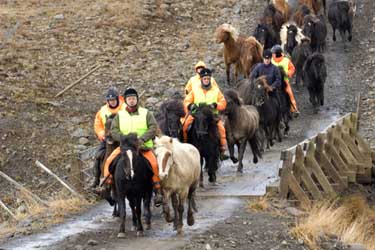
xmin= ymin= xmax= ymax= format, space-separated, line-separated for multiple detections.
xmin=182 ymin=115 xmax=195 ymax=142
xmin=217 ymin=120 xmax=228 ymax=161
xmin=101 ymin=147 xmax=121 ymax=185
xmin=284 ymin=80 xmax=299 ymax=113
xmin=89 ymin=141 xmax=106 ymax=188
xmin=142 ymin=150 xmax=163 ymax=207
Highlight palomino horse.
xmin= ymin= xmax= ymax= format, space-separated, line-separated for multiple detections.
xmin=215 ymin=23 xmax=263 ymax=85
xmin=154 ymin=136 xmax=200 ymax=235
xmin=155 ymin=98 xmax=185 ymax=139
xmin=187 ymin=104 xmax=220 ymax=186
xmin=112 ymin=133 xmax=153 ymax=238
xmin=224 ymin=89 xmax=262 ymax=173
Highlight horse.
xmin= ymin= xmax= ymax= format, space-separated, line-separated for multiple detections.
xmin=292 ymin=37 xmax=313 ymax=88
xmin=303 ymin=14 xmax=327 ymax=52
xmin=299 ymin=0 xmax=326 ymax=15
xmin=215 ymin=24 xmax=263 ymax=85
xmin=302 ymin=52 xmax=327 ymax=113
xmin=154 ymin=136 xmax=200 ymax=234
xmin=236 ymin=76 xmax=282 ymax=149
xmin=292 ymin=4 xmax=313 ymax=27
xmin=280 ymin=22 xmax=306 ymax=56
xmin=112 ymin=133 xmax=153 ymax=238
xmin=223 ymin=89 xmax=262 ymax=173
xmin=277 ymin=67 xmax=293 ymax=136
xmin=328 ymin=0 xmax=355 ymax=50
xmin=261 ymin=4 xmax=286 ymax=33
xmin=155 ymin=98 xmax=185 ymax=139
xmin=187 ymin=104 xmax=220 ymax=186
xmin=270 ymin=0 xmax=291 ymax=21
xmin=253 ymin=23 xmax=280 ymax=50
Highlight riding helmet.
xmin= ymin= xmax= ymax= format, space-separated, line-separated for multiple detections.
xmin=263 ymin=49 xmax=272 ymax=59
xmin=271 ymin=44 xmax=283 ymax=57
xmin=194 ymin=61 xmax=206 ymax=70
xmin=106 ymin=87 xmax=119 ymax=100
xmin=123 ymin=87 xmax=138 ymax=99
xmin=199 ymin=68 xmax=212 ymax=78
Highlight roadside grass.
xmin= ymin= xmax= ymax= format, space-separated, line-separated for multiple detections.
xmin=291 ymin=194 xmax=375 ymax=250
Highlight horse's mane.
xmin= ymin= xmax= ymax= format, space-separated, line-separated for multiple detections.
xmin=120 ymin=133 xmax=139 ymax=151
xmin=215 ymin=23 xmax=239 ymax=42
xmin=224 ymin=89 xmax=242 ymax=106
xmin=255 ymin=75 xmax=272 ymax=92
xmin=196 ymin=104 xmax=215 ymax=117
xmin=242 ymin=36 xmax=263 ymax=65
xmin=155 ymin=135 xmax=174 ymax=151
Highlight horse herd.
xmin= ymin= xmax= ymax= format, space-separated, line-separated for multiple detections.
xmin=99 ymin=0 xmax=357 ymax=240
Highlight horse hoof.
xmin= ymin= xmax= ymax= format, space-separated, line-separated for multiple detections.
xmin=117 ymin=232 xmax=126 ymax=238
xmin=145 ymin=224 xmax=151 ymax=230
xmin=187 ymin=215 xmax=195 ymax=226
xmin=237 ymin=167 xmax=243 ymax=173
xmin=177 ymin=228 xmax=183 ymax=235
xmin=131 ymin=226 xmax=136 ymax=232
xmin=253 ymin=158 xmax=258 ymax=164
xmin=166 ymin=216 xmax=174 ymax=223
xmin=137 ymin=231 xmax=144 ymax=237
xmin=230 ymin=157 xmax=239 ymax=164
xmin=199 ymin=181 xmax=204 ymax=188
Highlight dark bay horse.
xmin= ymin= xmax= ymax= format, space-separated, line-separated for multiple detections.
xmin=112 ymin=133 xmax=153 ymax=238
xmin=277 ymin=67 xmax=293 ymax=136
xmin=253 ymin=23 xmax=280 ymax=50
xmin=187 ymin=104 xmax=220 ymax=186
xmin=155 ymin=98 xmax=185 ymax=139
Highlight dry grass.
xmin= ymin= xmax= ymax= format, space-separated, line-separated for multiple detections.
xmin=291 ymin=195 xmax=375 ymax=250
xmin=0 ymin=191 xmax=90 ymax=240
xmin=248 ymin=197 xmax=271 ymax=211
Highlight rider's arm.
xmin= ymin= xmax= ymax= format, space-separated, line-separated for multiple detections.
xmin=249 ymin=63 xmax=260 ymax=80
xmin=287 ymin=59 xmax=296 ymax=78
xmin=185 ymin=77 xmax=193 ymax=95
xmin=216 ymin=91 xmax=227 ymax=111
xmin=271 ymin=66 xmax=282 ymax=89
xmin=184 ymin=91 xmax=195 ymax=113
xmin=94 ymin=109 xmax=105 ymax=141
xmin=110 ymin=114 xmax=121 ymax=143
xmin=140 ymin=111 xmax=158 ymax=144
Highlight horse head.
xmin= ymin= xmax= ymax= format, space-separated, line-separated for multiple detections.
xmin=302 ymin=15 xmax=317 ymax=39
xmin=254 ymin=24 xmax=268 ymax=47
xmin=165 ymin=100 xmax=185 ymax=138
xmin=224 ymin=89 xmax=242 ymax=115
xmin=192 ymin=104 xmax=216 ymax=139
xmin=119 ymin=133 xmax=139 ymax=179
xmin=215 ymin=24 xmax=238 ymax=43
xmin=310 ymin=53 xmax=326 ymax=81
xmin=154 ymin=136 xmax=174 ymax=180
xmin=286 ymin=24 xmax=298 ymax=54
xmin=252 ymin=76 xmax=272 ymax=106
xmin=104 ymin=114 xmax=117 ymax=145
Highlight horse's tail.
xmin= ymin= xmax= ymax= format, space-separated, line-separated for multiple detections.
xmin=248 ymin=133 xmax=263 ymax=164
xmin=188 ymin=183 xmax=198 ymax=213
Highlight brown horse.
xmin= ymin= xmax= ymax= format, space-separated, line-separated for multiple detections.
xmin=271 ymin=0 xmax=291 ymax=20
xmin=299 ymin=0 xmax=326 ymax=15
xmin=224 ymin=89 xmax=262 ymax=173
xmin=215 ymin=24 xmax=263 ymax=85
xmin=293 ymin=4 xmax=313 ymax=27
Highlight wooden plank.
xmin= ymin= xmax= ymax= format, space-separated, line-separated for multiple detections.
xmin=316 ymin=134 xmax=347 ymax=190
xmin=294 ymin=145 xmax=323 ymax=200
xmin=279 ymin=151 xmax=293 ymax=199
xmin=305 ymin=141 xmax=336 ymax=197
xmin=0 ymin=171 xmax=49 ymax=207
xmin=0 ymin=198 xmax=18 ymax=221
xmin=342 ymin=132 xmax=372 ymax=167
xmin=35 ymin=161 xmax=85 ymax=199
xmin=286 ymin=174 xmax=312 ymax=209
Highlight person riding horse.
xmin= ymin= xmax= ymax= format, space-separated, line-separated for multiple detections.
xmin=101 ymin=88 xmax=163 ymax=207
xmin=184 ymin=61 xmax=219 ymax=95
xmin=250 ymin=49 xmax=282 ymax=92
xmin=89 ymin=87 xmax=125 ymax=188
xmin=271 ymin=44 xmax=300 ymax=116
xmin=182 ymin=68 xmax=227 ymax=157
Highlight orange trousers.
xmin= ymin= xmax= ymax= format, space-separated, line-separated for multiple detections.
xmin=285 ymin=80 xmax=298 ymax=112
xmin=182 ymin=115 xmax=227 ymax=147
xmin=102 ymin=147 xmax=161 ymax=189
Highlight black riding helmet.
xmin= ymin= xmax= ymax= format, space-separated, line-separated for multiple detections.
xmin=271 ymin=44 xmax=283 ymax=58
xmin=106 ymin=87 xmax=119 ymax=109
xmin=263 ymin=49 xmax=272 ymax=59
xmin=199 ymin=68 xmax=212 ymax=78
xmin=123 ymin=87 xmax=138 ymax=99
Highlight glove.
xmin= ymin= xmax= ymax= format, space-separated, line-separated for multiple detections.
xmin=137 ymin=138 xmax=145 ymax=146
xmin=98 ymin=131 xmax=105 ymax=142
xmin=188 ymin=103 xmax=197 ymax=112
xmin=209 ymin=103 xmax=217 ymax=110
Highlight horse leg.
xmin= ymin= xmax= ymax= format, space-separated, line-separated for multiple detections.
xmin=135 ymin=196 xmax=144 ymax=236
xmin=332 ymin=27 xmax=336 ymax=42
xmin=348 ymin=25 xmax=352 ymax=42
xmin=177 ymin=194 xmax=186 ymax=235
xmin=199 ymin=157 xmax=204 ymax=188
xmin=128 ymin=197 xmax=137 ymax=232
xmin=187 ymin=184 xmax=197 ymax=226
xmin=162 ymin=191 xmax=174 ymax=223
xmin=237 ymin=141 xmax=247 ymax=173
xmin=228 ymin=142 xmax=238 ymax=164
xmin=112 ymin=187 xmax=119 ymax=217
xmin=339 ymin=29 xmax=346 ymax=50
xmin=171 ymin=193 xmax=179 ymax=231
xmin=226 ymin=63 xmax=231 ymax=85
xmin=117 ymin=193 xmax=126 ymax=238
xmin=143 ymin=190 xmax=152 ymax=230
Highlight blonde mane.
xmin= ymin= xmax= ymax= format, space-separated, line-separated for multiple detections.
xmin=215 ymin=23 xmax=239 ymax=42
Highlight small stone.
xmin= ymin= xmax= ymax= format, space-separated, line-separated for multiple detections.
xmin=205 ymin=244 xmax=212 ymax=250
xmin=78 ymin=137 xmax=90 ymax=145
xmin=369 ymin=48 xmax=375 ymax=53
xmin=71 ymin=128 xmax=90 ymax=138
xmin=281 ymin=240 xmax=288 ymax=245
xmin=54 ymin=14 xmax=64 ymax=20
xmin=87 ymin=239 xmax=98 ymax=246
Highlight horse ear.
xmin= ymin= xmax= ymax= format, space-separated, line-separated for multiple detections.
xmin=154 ymin=136 xmax=160 ymax=144
xmin=169 ymin=137 xmax=173 ymax=144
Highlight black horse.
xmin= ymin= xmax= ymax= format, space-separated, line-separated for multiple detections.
xmin=187 ymin=104 xmax=220 ymax=186
xmin=292 ymin=38 xmax=313 ymax=88
xmin=303 ymin=52 xmax=327 ymax=113
xmin=155 ymin=99 xmax=185 ymax=139
xmin=253 ymin=23 xmax=280 ymax=50
xmin=111 ymin=133 xmax=153 ymax=238
xmin=277 ymin=67 xmax=293 ymax=136
xmin=303 ymin=14 xmax=327 ymax=52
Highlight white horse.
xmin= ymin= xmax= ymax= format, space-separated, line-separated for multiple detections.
xmin=154 ymin=136 xmax=201 ymax=234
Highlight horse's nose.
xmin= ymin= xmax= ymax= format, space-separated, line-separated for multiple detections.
xmin=159 ymin=173 xmax=167 ymax=180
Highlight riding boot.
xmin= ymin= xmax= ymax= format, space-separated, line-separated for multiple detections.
xmin=219 ymin=145 xmax=229 ymax=161
xmin=89 ymin=159 xmax=101 ymax=189
xmin=153 ymin=188 xmax=163 ymax=207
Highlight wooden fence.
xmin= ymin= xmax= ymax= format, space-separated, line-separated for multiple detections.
xmin=270 ymin=113 xmax=374 ymax=208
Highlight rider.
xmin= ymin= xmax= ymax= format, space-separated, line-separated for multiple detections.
xmin=89 ymin=87 xmax=125 ymax=188
xmin=250 ymin=49 xmax=282 ymax=91
xmin=102 ymin=87 xmax=163 ymax=206
xmin=185 ymin=61 xmax=219 ymax=95
xmin=182 ymin=68 xmax=227 ymax=156
xmin=271 ymin=44 xmax=300 ymax=116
